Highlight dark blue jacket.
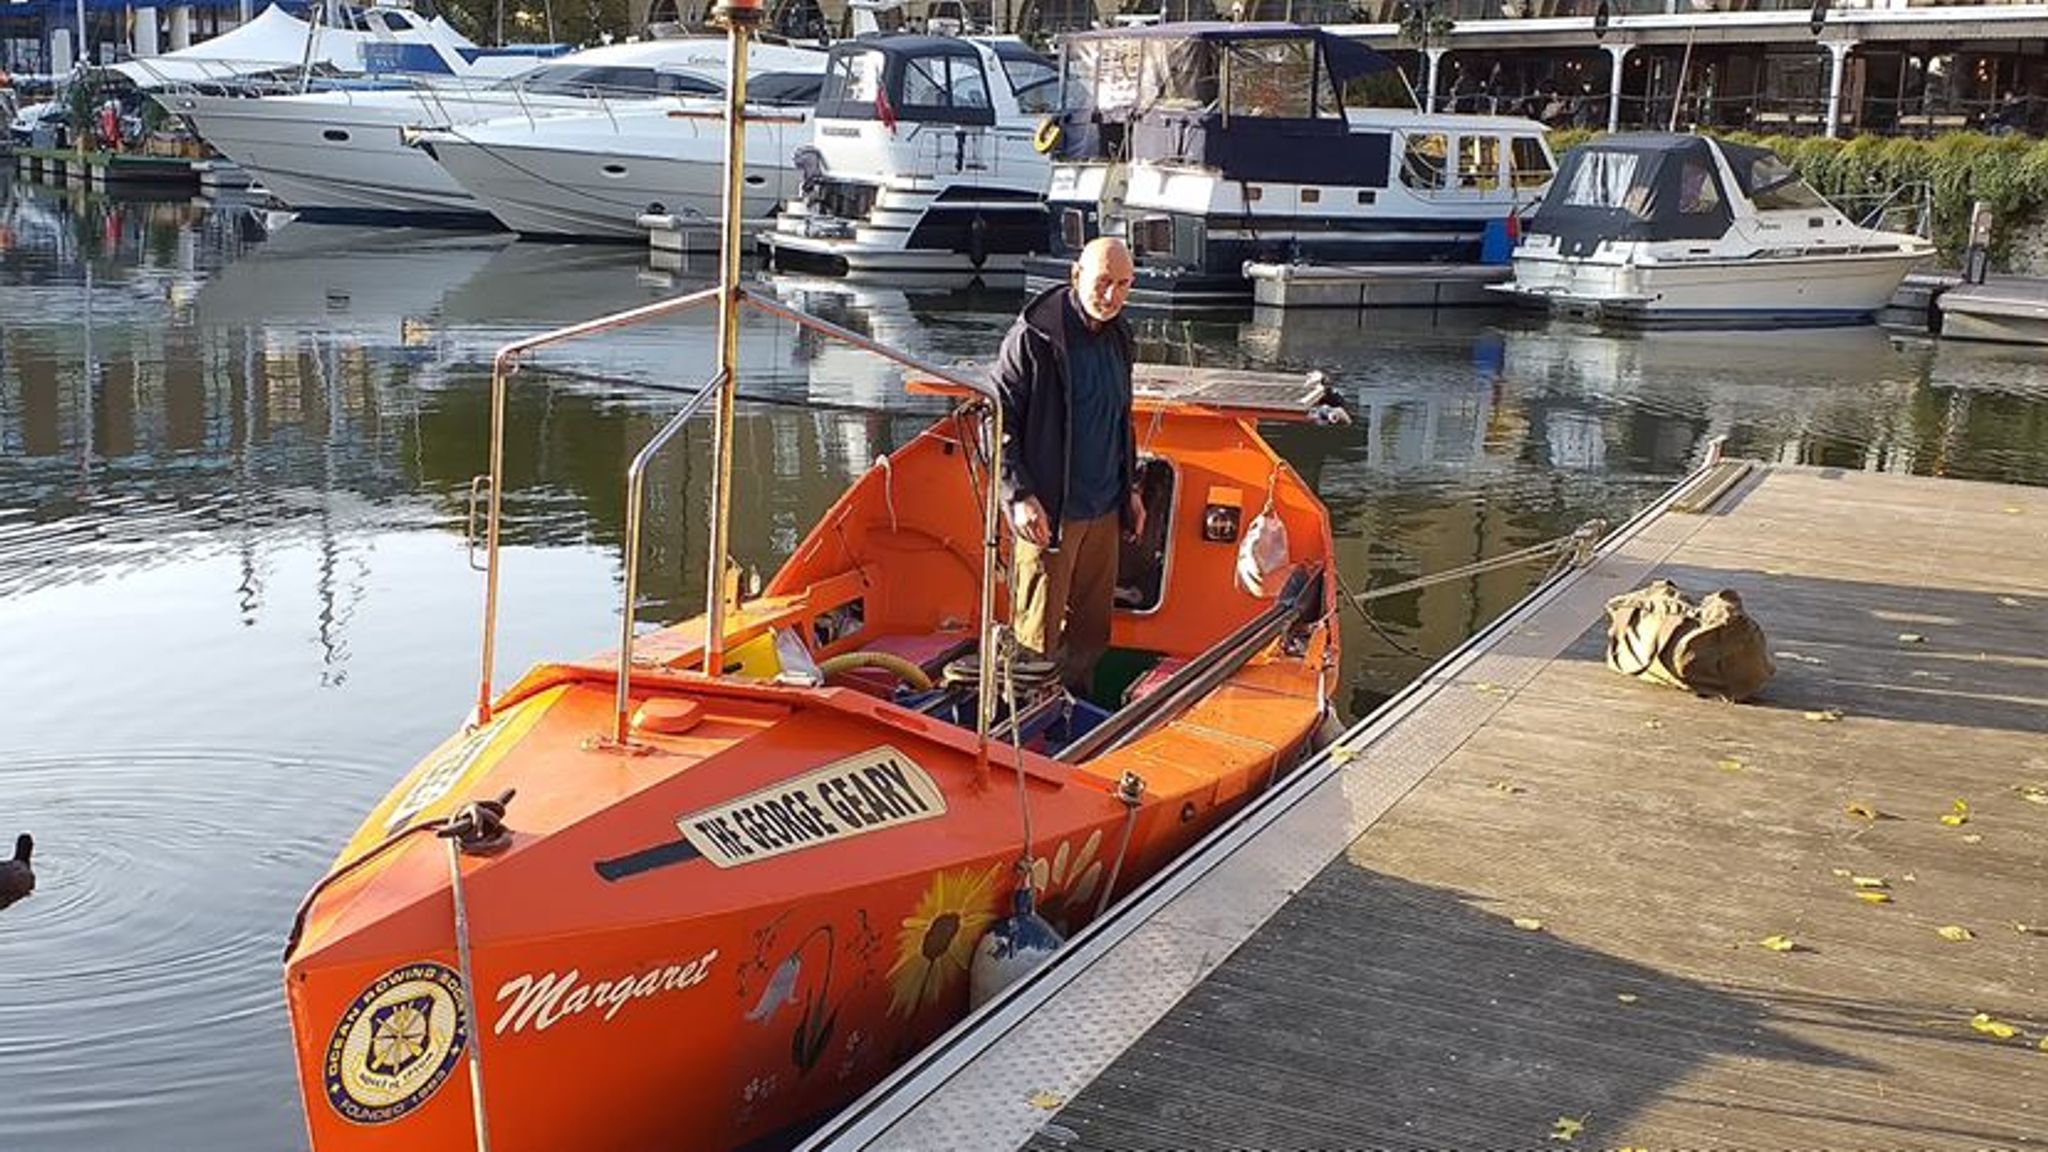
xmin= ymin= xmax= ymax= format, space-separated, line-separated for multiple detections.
xmin=991 ymin=285 xmax=1137 ymax=549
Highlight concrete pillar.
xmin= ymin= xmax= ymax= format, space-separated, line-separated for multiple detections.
xmin=1824 ymin=39 xmax=1857 ymax=138
xmin=135 ymin=9 xmax=161 ymax=58
xmin=169 ymin=6 xmax=192 ymax=50
xmin=1424 ymin=47 xmax=1447 ymax=114
xmin=1604 ymin=42 xmax=1633 ymax=132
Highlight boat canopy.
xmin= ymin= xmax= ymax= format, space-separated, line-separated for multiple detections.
xmin=1050 ymin=23 xmax=1393 ymax=184
xmin=815 ymin=36 xmax=1049 ymax=128
xmin=1527 ymin=133 xmax=1741 ymax=247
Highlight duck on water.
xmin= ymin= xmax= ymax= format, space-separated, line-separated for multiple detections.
xmin=278 ymin=3 xmax=1345 ymax=1150
xmin=0 ymin=834 xmax=32 ymax=910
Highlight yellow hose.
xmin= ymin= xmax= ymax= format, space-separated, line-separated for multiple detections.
xmin=817 ymin=650 xmax=934 ymax=692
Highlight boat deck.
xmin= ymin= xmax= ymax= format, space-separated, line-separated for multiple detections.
xmin=806 ymin=462 xmax=2048 ymax=1151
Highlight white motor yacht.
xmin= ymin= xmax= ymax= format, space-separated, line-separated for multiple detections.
xmin=415 ymin=67 xmax=821 ymax=241
xmin=759 ymin=35 xmax=1059 ymax=278
xmin=1504 ymin=133 xmax=1934 ymax=325
xmin=158 ymin=39 xmax=824 ymax=226
xmin=1023 ymin=23 xmax=1555 ymax=309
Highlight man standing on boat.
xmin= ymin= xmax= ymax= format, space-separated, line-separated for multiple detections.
xmin=994 ymin=236 xmax=1142 ymax=698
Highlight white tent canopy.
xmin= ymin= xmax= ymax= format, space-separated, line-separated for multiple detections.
xmin=109 ymin=6 xmax=360 ymax=86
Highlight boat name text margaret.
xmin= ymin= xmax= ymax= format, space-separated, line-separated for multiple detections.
xmin=493 ymin=949 xmax=719 ymax=1035
xmin=676 ymin=746 xmax=947 ymax=868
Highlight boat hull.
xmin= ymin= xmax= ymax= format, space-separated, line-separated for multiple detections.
xmin=1507 ymin=248 xmax=1929 ymax=325
xmin=763 ymin=188 xmax=1048 ymax=281
xmin=425 ymin=125 xmax=798 ymax=241
xmin=167 ymin=92 xmax=489 ymax=218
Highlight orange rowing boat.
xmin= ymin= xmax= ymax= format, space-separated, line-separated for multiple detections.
xmin=284 ymin=360 xmax=1343 ymax=1152
xmin=281 ymin=6 xmax=1344 ymax=1149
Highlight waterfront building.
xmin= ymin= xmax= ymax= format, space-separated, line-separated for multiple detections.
xmin=646 ymin=0 xmax=2048 ymax=140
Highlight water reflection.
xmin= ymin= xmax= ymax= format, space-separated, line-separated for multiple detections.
xmin=3 ymin=179 xmax=2047 ymax=1152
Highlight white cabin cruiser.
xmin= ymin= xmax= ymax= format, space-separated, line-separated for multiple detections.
xmin=760 ymin=35 xmax=1059 ymax=278
xmin=1505 ymin=133 xmax=1934 ymax=325
xmin=1023 ymin=22 xmax=1553 ymax=310
xmin=159 ymin=39 xmax=823 ymax=226
xmin=416 ymin=68 xmax=820 ymax=240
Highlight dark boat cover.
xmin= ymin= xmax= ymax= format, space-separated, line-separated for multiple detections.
xmin=1051 ymin=23 xmax=1396 ymax=184
xmin=1527 ymin=133 xmax=1753 ymax=254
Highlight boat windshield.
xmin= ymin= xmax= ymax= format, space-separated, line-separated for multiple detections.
xmin=749 ymin=71 xmax=824 ymax=107
xmin=816 ymin=41 xmax=996 ymax=126
xmin=502 ymin=63 xmax=724 ymax=98
xmin=1000 ymin=53 xmax=1059 ymax=114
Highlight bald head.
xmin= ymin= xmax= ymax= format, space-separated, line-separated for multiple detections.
xmin=1071 ymin=237 xmax=1135 ymax=325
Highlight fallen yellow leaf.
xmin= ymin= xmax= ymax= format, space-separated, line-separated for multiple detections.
xmin=1513 ymin=917 xmax=1545 ymax=932
xmin=1717 ymin=757 xmax=1746 ymax=772
xmin=1940 ymin=799 xmax=1970 ymax=827
xmin=1026 ymin=1090 xmax=1064 ymax=1110
xmin=1971 ymin=1013 xmax=2018 ymax=1040
xmin=1803 ymin=708 xmax=1845 ymax=722
xmin=1850 ymin=876 xmax=1888 ymax=889
xmin=1327 ymin=746 xmax=1360 ymax=765
xmin=1474 ymin=681 xmax=1503 ymax=694
xmin=1856 ymin=891 xmax=1893 ymax=905
xmin=1845 ymin=802 xmax=1883 ymax=820
xmin=1642 ymin=718 xmax=1665 ymax=730
xmin=1616 ymin=993 xmax=1640 ymax=1005
xmin=1760 ymin=934 xmax=1797 ymax=952
xmin=1549 ymin=1115 xmax=1584 ymax=1142
xmin=2015 ymin=922 xmax=2046 ymax=936
xmin=1937 ymin=925 xmax=1975 ymax=942
xmin=1898 ymin=632 xmax=1926 ymax=644
xmin=1489 ymin=780 xmax=1527 ymax=795
xmin=2003 ymin=506 xmax=2023 ymax=514
xmin=2040 ymin=1037 xmax=2047 ymax=1052
xmin=1829 ymin=867 xmax=1852 ymax=878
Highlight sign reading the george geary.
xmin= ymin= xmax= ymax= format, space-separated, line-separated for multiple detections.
xmin=675 ymin=746 xmax=947 ymax=868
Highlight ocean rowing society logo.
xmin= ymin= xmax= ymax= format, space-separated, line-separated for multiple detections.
xmin=324 ymin=962 xmax=469 ymax=1125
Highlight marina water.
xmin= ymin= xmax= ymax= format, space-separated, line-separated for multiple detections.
xmin=3 ymin=177 xmax=2046 ymax=1150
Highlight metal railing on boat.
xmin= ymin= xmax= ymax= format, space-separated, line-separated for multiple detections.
xmin=470 ymin=278 xmax=1012 ymax=755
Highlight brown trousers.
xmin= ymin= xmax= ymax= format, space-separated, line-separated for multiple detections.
xmin=1011 ymin=511 xmax=1119 ymax=694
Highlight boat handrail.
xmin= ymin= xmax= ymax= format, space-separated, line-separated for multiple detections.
xmin=1841 ymin=179 xmax=1934 ymax=237
xmin=473 ymin=282 xmax=1003 ymax=746
xmin=475 ymin=285 xmax=723 ymax=729
xmin=1055 ymin=563 xmax=1320 ymax=764
xmin=612 ymin=370 xmax=727 ymax=742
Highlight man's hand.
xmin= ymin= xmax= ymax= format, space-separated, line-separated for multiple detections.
xmin=1127 ymin=489 xmax=1146 ymax=540
xmin=1010 ymin=496 xmax=1051 ymax=547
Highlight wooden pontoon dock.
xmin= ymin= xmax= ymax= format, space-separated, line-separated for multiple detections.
xmin=805 ymin=461 xmax=2047 ymax=1151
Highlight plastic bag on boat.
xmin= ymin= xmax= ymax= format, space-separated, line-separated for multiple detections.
xmin=1236 ymin=506 xmax=1292 ymax=599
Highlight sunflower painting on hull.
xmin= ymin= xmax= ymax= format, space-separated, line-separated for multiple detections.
xmin=887 ymin=863 xmax=1003 ymax=1018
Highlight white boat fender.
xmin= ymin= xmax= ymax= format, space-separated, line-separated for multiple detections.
xmin=969 ymin=885 xmax=1064 ymax=1009
xmin=1236 ymin=475 xmax=1292 ymax=599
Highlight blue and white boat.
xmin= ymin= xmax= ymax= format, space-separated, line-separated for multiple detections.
xmin=1023 ymin=22 xmax=1555 ymax=310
